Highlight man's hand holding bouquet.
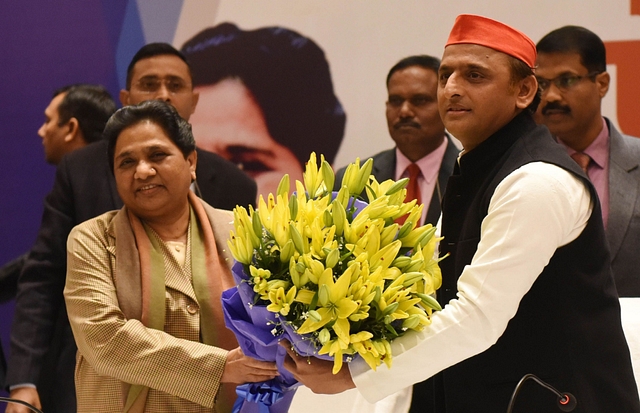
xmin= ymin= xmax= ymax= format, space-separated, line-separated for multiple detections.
xmin=222 ymin=153 xmax=444 ymax=412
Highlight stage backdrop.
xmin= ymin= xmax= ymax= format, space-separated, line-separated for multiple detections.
xmin=2 ymin=0 xmax=639 ymax=405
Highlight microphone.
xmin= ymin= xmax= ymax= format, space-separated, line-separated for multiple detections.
xmin=507 ymin=373 xmax=577 ymax=413
xmin=0 ymin=397 xmax=44 ymax=413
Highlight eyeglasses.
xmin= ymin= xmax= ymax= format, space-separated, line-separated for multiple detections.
xmin=133 ymin=77 xmax=191 ymax=95
xmin=536 ymin=71 xmax=601 ymax=93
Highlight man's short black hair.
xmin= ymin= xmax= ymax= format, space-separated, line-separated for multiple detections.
xmin=507 ymin=56 xmax=541 ymax=115
xmin=53 ymin=84 xmax=116 ymax=144
xmin=180 ymin=22 xmax=345 ymax=166
xmin=386 ymin=55 xmax=441 ymax=86
xmin=536 ymin=26 xmax=606 ymax=74
xmin=126 ymin=43 xmax=192 ymax=90
xmin=105 ymin=100 xmax=195 ymax=173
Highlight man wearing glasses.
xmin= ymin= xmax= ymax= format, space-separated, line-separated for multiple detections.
xmin=535 ymin=25 xmax=640 ymax=392
xmin=535 ymin=26 xmax=640 ymax=298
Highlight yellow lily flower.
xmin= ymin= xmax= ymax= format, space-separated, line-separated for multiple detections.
xmin=318 ymin=336 xmax=350 ymax=374
xmin=289 ymin=257 xmax=310 ymax=288
xmin=227 ymin=229 xmax=253 ymax=265
xmin=369 ymin=240 xmax=402 ymax=272
xmin=303 ymin=153 xmax=328 ymax=198
xmin=352 ymin=338 xmax=381 ymax=371
xmin=253 ymin=278 xmax=268 ymax=297
xmin=267 ymin=286 xmax=297 ymax=316
xmin=279 ymin=239 xmax=296 ymax=263
xmin=339 ymin=159 xmax=358 ymax=195
xmin=249 ymin=266 xmax=271 ymax=296
xmin=343 ymin=212 xmax=371 ymax=244
xmin=249 ymin=266 xmax=271 ymax=280
xmin=320 ymin=158 xmax=335 ymax=195
xmin=232 ymin=207 xmax=260 ymax=248
xmin=352 ymin=158 xmax=373 ymax=196
xmin=376 ymin=339 xmax=393 ymax=369
xmin=271 ymin=194 xmax=291 ymax=248
xmin=297 ymin=268 xmax=359 ymax=335
xmin=295 ymin=289 xmax=315 ymax=305
xmin=256 ymin=194 xmax=275 ymax=234
xmin=302 ymin=254 xmax=325 ymax=284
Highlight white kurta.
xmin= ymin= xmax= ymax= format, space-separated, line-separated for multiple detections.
xmin=350 ymin=161 xmax=593 ymax=402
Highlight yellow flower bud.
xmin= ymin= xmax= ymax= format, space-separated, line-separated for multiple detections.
xmin=308 ymin=310 xmax=322 ymax=323
xmin=384 ymin=177 xmax=409 ymax=196
xmin=331 ymin=199 xmax=346 ymax=236
xmin=417 ymin=292 xmax=442 ymax=311
xmin=318 ymin=284 xmax=330 ymax=307
xmin=321 ymin=160 xmax=335 ymax=195
xmin=280 ymin=239 xmax=296 ymax=263
xmin=277 ymin=174 xmax=290 ymax=199
xmin=318 ymin=328 xmax=331 ymax=344
xmin=290 ymin=224 xmax=305 ymax=254
xmin=402 ymin=314 xmax=421 ymax=330
xmin=325 ymin=248 xmax=340 ymax=269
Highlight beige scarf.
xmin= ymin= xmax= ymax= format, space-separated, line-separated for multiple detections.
xmin=114 ymin=192 xmax=238 ymax=412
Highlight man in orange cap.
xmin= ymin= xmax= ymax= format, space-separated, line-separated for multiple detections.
xmin=282 ymin=14 xmax=640 ymax=413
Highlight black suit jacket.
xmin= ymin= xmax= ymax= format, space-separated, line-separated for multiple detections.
xmin=0 ymin=340 xmax=5 ymax=388
xmin=5 ymin=139 xmax=256 ymax=412
xmin=334 ymin=135 xmax=459 ymax=225
xmin=0 ymin=254 xmax=25 ymax=304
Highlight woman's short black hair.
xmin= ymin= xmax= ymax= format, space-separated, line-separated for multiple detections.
xmin=105 ymin=100 xmax=195 ymax=172
xmin=181 ymin=22 xmax=345 ymax=166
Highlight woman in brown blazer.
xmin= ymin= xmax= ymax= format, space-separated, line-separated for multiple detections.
xmin=64 ymin=100 xmax=277 ymax=413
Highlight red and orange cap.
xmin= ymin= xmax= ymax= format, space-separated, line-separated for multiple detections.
xmin=445 ymin=14 xmax=536 ymax=68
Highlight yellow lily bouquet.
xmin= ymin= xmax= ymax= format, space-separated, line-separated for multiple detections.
xmin=227 ymin=153 xmax=444 ymax=375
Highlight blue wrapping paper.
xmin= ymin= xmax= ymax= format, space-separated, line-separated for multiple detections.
xmin=222 ymin=264 xmax=299 ymax=413
xmin=221 ymin=195 xmax=369 ymax=412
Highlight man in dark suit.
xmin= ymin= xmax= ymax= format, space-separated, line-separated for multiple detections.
xmin=336 ymin=55 xmax=459 ymax=226
xmin=0 ymin=84 xmax=117 ymax=305
xmin=535 ymin=26 xmax=640 ymax=297
xmin=5 ymin=43 xmax=256 ymax=413
xmin=0 ymin=341 xmax=5 ymax=389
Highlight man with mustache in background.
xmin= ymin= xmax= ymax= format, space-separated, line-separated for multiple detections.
xmin=535 ymin=26 xmax=640 ymax=298
xmin=535 ymin=25 xmax=640 ymax=393
xmin=335 ymin=55 xmax=459 ymax=228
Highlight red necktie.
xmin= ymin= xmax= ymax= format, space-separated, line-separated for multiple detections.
xmin=405 ymin=163 xmax=422 ymax=204
xmin=397 ymin=163 xmax=422 ymax=225
xmin=571 ymin=152 xmax=591 ymax=175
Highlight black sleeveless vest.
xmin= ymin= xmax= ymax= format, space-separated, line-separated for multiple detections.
xmin=431 ymin=113 xmax=640 ymax=413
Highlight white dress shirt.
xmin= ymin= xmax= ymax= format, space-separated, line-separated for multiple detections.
xmin=350 ymin=161 xmax=593 ymax=402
